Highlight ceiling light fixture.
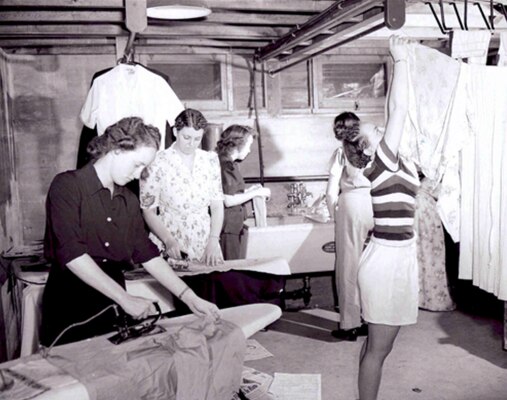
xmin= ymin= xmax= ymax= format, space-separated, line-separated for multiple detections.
xmin=147 ymin=5 xmax=211 ymax=20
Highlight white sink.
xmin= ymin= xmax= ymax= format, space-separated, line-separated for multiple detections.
xmin=244 ymin=216 xmax=335 ymax=274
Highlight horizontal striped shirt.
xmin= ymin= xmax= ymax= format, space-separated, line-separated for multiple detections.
xmin=363 ymin=139 xmax=420 ymax=241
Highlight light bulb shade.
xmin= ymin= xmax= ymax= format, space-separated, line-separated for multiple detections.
xmin=147 ymin=5 xmax=211 ymax=20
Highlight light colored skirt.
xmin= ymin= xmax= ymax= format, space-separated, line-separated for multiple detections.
xmin=358 ymin=235 xmax=418 ymax=326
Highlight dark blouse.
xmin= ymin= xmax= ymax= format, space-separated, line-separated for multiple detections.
xmin=219 ymin=157 xmax=247 ymax=234
xmin=44 ymin=163 xmax=159 ymax=266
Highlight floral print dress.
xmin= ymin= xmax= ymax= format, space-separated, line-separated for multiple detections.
xmin=414 ymin=177 xmax=455 ymax=311
xmin=140 ymin=145 xmax=224 ymax=260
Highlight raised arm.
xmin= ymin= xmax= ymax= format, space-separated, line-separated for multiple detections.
xmin=384 ymin=35 xmax=410 ymax=155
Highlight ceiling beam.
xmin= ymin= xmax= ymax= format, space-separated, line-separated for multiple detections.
xmin=0 ymin=11 xmax=124 ymax=23
xmin=147 ymin=0 xmax=336 ymax=13
xmin=0 ymin=23 xmax=290 ymax=39
xmin=0 ymin=0 xmax=123 ymax=8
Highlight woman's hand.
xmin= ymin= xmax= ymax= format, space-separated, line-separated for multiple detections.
xmin=163 ymin=236 xmax=181 ymax=259
xmin=389 ymin=35 xmax=410 ymax=62
xmin=254 ymin=187 xmax=271 ymax=198
xmin=245 ymin=184 xmax=262 ymax=193
xmin=181 ymin=290 xmax=220 ymax=320
xmin=118 ymin=294 xmax=155 ymax=320
xmin=202 ymin=237 xmax=224 ymax=266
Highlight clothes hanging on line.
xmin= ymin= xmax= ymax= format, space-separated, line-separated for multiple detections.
xmin=458 ymin=63 xmax=507 ymax=301
xmin=77 ymin=64 xmax=176 ymax=168
xmin=451 ymin=30 xmax=492 ymax=65
xmin=80 ymin=63 xmax=184 ymax=153
xmin=399 ymin=43 xmax=471 ymax=241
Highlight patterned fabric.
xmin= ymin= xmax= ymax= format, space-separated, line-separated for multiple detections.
xmin=415 ymin=178 xmax=455 ymax=311
xmin=139 ymin=145 xmax=224 ymax=260
xmin=400 ymin=44 xmax=472 ymax=241
xmin=363 ymin=139 xmax=420 ymax=241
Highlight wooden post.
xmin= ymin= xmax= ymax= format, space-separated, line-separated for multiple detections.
xmin=125 ymin=0 xmax=147 ymax=33
xmin=384 ymin=0 xmax=405 ymax=30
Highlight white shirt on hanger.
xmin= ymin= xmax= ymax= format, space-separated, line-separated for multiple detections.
xmin=80 ymin=63 xmax=184 ymax=150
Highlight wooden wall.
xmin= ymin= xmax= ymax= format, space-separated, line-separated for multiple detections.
xmin=0 ymin=49 xmax=385 ymax=245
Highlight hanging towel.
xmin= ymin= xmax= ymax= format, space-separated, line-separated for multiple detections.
xmin=252 ymin=196 xmax=267 ymax=227
xmin=451 ymin=30 xmax=491 ymax=65
xmin=498 ymin=32 xmax=507 ymax=66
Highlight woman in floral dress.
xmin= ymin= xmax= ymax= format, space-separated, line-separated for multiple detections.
xmin=140 ymin=108 xmax=224 ymax=265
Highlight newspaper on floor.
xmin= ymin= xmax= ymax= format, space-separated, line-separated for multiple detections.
xmin=0 ymin=359 xmax=78 ymax=400
xmin=245 ymin=339 xmax=274 ymax=361
xmin=231 ymin=367 xmax=275 ymax=400
xmin=269 ymin=373 xmax=321 ymax=400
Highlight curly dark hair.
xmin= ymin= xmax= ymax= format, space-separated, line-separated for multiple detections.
xmin=87 ymin=117 xmax=161 ymax=160
xmin=333 ymin=112 xmax=360 ymax=141
xmin=343 ymin=139 xmax=372 ymax=169
xmin=174 ymin=108 xmax=208 ymax=132
xmin=216 ymin=125 xmax=256 ymax=157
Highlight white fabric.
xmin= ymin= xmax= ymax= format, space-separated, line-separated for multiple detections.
xmin=498 ymin=32 xmax=507 ymax=66
xmin=451 ymin=30 xmax=491 ymax=65
xmin=80 ymin=64 xmax=184 ymax=150
xmin=358 ymin=235 xmax=418 ymax=326
xmin=400 ymin=44 xmax=472 ymax=241
xmin=459 ymin=63 xmax=507 ymax=301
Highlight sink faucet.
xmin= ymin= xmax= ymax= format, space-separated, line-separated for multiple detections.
xmin=287 ymin=182 xmax=313 ymax=214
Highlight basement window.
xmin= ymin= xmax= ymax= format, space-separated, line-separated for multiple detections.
xmin=313 ymin=55 xmax=387 ymax=112
xmin=142 ymin=54 xmax=228 ymax=110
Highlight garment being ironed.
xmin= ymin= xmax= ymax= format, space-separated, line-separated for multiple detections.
xmin=47 ymin=318 xmax=246 ymax=400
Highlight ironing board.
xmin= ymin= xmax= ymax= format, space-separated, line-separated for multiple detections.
xmin=0 ymin=303 xmax=282 ymax=400
xmin=16 ymin=257 xmax=290 ymax=357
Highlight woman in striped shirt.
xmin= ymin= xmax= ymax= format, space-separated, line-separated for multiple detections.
xmin=356 ymin=36 xmax=420 ymax=400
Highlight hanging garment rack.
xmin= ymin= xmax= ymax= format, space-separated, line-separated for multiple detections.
xmin=426 ymin=0 xmax=506 ymax=34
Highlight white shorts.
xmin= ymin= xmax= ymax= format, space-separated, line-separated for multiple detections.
xmin=358 ymin=235 xmax=418 ymax=326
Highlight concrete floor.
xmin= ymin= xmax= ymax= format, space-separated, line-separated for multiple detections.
xmin=247 ymin=308 xmax=507 ymax=400
xmin=245 ymin=274 xmax=507 ymax=400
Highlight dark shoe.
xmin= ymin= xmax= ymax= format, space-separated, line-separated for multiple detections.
xmin=331 ymin=328 xmax=359 ymax=342
xmin=356 ymin=324 xmax=369 ymax=336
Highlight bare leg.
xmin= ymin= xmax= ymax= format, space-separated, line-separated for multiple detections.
xmin=358 ymin=323 xmax=400 ymax=400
